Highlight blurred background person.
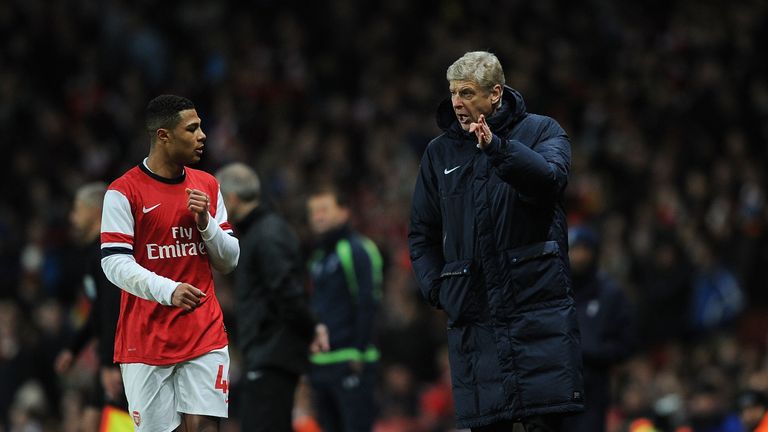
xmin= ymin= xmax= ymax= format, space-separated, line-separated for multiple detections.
xmin=684 ymin=370 xmax=743 ymax=432
xmin=53 ymin=181 xmax=126 ymax=430
xmin=216 ymin=162 xmax=327 ymax=432
xmin=738 ymin=389 xmax=768 ymax=432
xmin=564 ymin=225 xmax=635 ymax=432
xmin=687 ymin=235 xmax=745 ymax=337
xmin=306 ymin=186 xmax=383 ymax=432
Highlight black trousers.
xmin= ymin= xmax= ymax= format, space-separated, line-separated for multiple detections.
xmin=471 ymin=414 xmax=563 ymax=432
xmin=240 ymin=367 xmax=300 ymax=432
xmin=309 ymin=363 xmax=376 ymax=432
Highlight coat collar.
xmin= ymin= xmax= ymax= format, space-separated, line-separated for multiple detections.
xmin=234 ymin=205 xmax=268 ymax=235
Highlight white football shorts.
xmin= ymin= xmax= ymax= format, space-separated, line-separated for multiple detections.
xmin=120 ymin=346 xmax=230 ymax=432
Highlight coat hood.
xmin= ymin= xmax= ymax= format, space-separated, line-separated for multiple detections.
xmin=436 ymin=85 xmax=527 ymax=137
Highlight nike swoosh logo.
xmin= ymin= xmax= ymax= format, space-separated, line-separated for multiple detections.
xmin=444 ymin=165 xmax=461 ymax=174
xmin=142 ymin=203 xmax=161 ymax=214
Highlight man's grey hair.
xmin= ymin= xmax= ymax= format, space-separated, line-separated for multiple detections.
xmin=446 ymin=51 xmax=505 ymax=93
xmin=75 ymin=182 xmax=108 ymax=208
xmin=215 ymin=162 xmax=261 ymax=202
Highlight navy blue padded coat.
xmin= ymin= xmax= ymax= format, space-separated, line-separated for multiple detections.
xmin=408 ymin=86 xmax=584 ymax=428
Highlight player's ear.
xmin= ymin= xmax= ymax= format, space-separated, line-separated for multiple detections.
xmin=156 ymin=128 xmax=170 ymax=144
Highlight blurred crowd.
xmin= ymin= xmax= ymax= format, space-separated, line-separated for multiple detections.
xmin=1 ymin=0 xmax=768 ymax=431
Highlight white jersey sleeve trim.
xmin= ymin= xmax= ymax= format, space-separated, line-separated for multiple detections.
xmin=101 ymin=254 xmax=178 ymax=305
xmin=213 ymin=188 xmax=233 ymax=233
xmin=101 ymin=189 xmax=135 ymax=240
xmin=102 ymin=242 xmax=132 ymax=249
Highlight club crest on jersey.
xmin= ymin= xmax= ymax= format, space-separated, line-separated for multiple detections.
xmin=132 ymin=410 xmax=141 ymax=426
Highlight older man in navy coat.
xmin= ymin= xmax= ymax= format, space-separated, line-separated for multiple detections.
xmin=409 ymin=51 xmax=584 ymax=432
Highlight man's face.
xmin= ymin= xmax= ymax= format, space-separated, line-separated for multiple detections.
xmin=449 ymin=80 xmax=501 ymax=131
xmin=165 ymin=109 xmax=206 ymax=165
xmin=308 ymin=193 xmax=349 ymax=236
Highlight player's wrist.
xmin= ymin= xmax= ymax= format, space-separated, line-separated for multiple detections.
xmin=163 ymin=281 xmax=182 ymax=306
xmin=196 ymin=214 xmax=214 ymax=238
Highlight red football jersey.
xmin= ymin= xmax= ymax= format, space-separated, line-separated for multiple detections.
xmin=101 ymin=164 xmax=232 ymax=365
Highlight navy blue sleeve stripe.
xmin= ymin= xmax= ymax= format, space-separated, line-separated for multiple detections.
xmin=101 ymin=247 xmax=133 ymax=258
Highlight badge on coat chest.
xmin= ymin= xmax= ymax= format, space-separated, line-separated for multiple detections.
xmin=586 ymin=299 xmax=600 ymax=317
xmin=311 ymin=255 xmax=339 ymax=278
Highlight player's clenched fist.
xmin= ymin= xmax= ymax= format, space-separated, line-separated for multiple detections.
xmin=185 ymin=188 xmax=210 ymax=230
xmin=172 ymin=283 xmax=206 ymax=311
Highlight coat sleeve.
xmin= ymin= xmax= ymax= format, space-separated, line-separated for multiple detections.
xmin=94 ymin=254 xmax=122 ymax=366
xmin=483 ymin=117 xmax=571 ymax=204
xmin=408 ymin=145 xmax=444 ymax=307
xmin=66 ymin=299 xmax=96 ymax=355
xmin=350 ymin=240 xmax=382 ymax=352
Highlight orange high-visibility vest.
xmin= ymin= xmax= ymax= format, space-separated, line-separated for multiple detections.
xmin=99 ymin=406 xmax=133 ymax=432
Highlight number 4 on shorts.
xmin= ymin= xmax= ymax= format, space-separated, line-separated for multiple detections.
xmin=215 ymin=364 xmax=228 ymax=394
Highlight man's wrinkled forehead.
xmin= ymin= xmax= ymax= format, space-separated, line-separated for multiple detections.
xmin=449 ymin=80 xmax=481 ymax=92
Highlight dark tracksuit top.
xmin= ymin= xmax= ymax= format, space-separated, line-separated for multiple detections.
xmin=308 ymin=224 xmax=383 ymax=368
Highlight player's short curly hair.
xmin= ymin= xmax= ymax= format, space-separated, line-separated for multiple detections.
xmin=145 ymin=95 xmax=195 ymax=141
xmin=446 ymin=51 xmax=505 ymax=93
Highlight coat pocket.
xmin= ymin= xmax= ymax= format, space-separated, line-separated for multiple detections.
xmin=501 ymin=240 xmax=568 ymax=309
xmin=439 ymin=259 xmax=477 ymax=326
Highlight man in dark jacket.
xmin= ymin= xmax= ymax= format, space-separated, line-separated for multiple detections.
xmin=216 ymin=163 xmax=328 ymax=432
xmin=563 ymin=226 xmax=634 ymax=432
xmin=408 ymin=51 xmax=584 ymax=431
xmin=307 ymin=186 xmax=383 ymax=432
xmin=53 ymin=182 xmax=126 ymax=429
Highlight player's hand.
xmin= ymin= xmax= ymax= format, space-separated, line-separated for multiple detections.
xmin=310 ymin=323 xmax=330 ymax=354
xmin=171 ymin=283 xmax=206 ymax=311
xmin=469 ymin=114 xmax=493 ymax=149
xmin=54 ymin=350 xmax=74 ymax=374
xmin=185 ymin=188 xmax=210 ymax=230
xmin=100 ymin=366 xmax=124 ymax=401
